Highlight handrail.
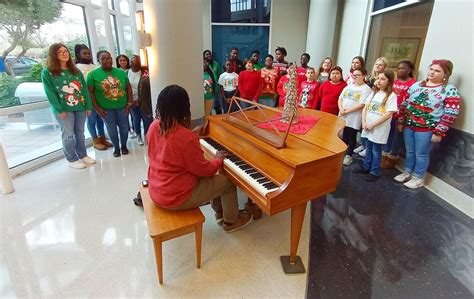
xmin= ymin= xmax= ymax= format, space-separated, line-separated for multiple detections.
xmin=0 ymin=101 xmax=50 ymax=116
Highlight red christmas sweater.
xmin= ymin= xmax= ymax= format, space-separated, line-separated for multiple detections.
xmin=147 ymin=121 xmax=223 ymax=208
xmin=297 ymin=80 xmax=319 ymax=109
xmin=259 ymin=67 xmax=279 ymax=99
xmin=296 ymin=66 xmax=307 ymax=88
xmin=238 ymin=69 xmax=261 ymax=102
xmin=315 ymin=80 xmax=347 ymax=115
xmin=277 ymin=74 xmax=290 ymax=107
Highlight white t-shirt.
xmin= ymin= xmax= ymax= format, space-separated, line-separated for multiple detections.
xmin=361 ymin=91 xmax=398 ymax=144
xmin=339 ymin=83 xmax=372 ymax=130
xmin=76 ymin=63 xmax=97 ymax=80
xmin=128 ymin=70 xmax=141 ymax=101
xmin=218 ymin=72 xmax=238 ymax=92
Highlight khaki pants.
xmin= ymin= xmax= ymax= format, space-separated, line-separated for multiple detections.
xmin=169 ymin=174 xmax=239 ymax=223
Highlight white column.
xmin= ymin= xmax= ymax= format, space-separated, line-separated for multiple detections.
xmin=128 ymin=0 xmax=140 ymax=55
xmin=0 ymin=143 xmax=14 ymax=194
xmin=83 ymin=2 xmax=99 ymax=63
xmin=144 ymin=0 xmax=204 ymax=120
xmin=102 ymin=0 xmax=116 ymax=56
xmin=116 ymin=15 xmax=126 ymax=55
xmin=306 ymin=0 xmax=339 ymax=64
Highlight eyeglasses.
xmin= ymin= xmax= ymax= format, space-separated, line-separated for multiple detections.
xmin=57 ymin=50 xmax=69 ymax=55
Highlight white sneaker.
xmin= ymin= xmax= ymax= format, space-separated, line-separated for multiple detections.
xmin=69 ymin=160 xmax=87 ymax=169
xmin=130 ymin=131 xmax=137 ymax=139
xmin=81 ymin=156 xmax=96 ymax=164
xmin=394 ymin=172 xmax=411 ymax=183
xmin=358 ymin=149 xmax=366 ymax=157
xmin=343 ymin=155 xmax=353 ymax=166
xmin=137 ymin=137 xmax=144 ymax=146
xmin=354 ymin=145 xmax=365 ymax=153
xmin=404 ymin=177 xmax=424 ymax=189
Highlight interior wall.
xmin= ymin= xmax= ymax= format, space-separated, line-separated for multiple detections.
xmin=335 ymin=0 xmax=371 ymax=73
xmin=202 ymin=0 xmax=211 ymax=51
xmin=269 ymin=0 xmax=310 ymax=63
xmin=418 ymin=0 xmax=473 ymax=134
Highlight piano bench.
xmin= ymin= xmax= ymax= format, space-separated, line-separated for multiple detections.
xmin=140 ymin=185 xmax=205 ymax=285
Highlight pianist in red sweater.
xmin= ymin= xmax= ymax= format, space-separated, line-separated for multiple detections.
xmin=147 ymin=85 xmax=252 ymax=232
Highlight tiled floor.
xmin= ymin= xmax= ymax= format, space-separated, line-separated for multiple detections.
xmin=0 ymin=142 xmax=309 ymax=298
xmin=306 ymin=157 xmax=474 ymax=299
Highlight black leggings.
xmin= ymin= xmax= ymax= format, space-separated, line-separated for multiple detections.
xmin=342 ymin=126 xmax=358 ymax=156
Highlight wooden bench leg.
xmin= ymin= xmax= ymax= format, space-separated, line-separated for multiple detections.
xmin=195 ymin=223 xmax=203 ymax=269
xmin=152 ymin=237 xmax=163 ymax=285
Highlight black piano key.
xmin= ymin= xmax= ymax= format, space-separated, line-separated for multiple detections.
xmin=263 ymin=182 xmax=278 ymax=189
xmin=257 ymin=178 xmax=270 ymax=184
xmin=251 ymin=173 xmax=264 ymax=179
xmin=239 ymin=165 xmax=252 ymax=170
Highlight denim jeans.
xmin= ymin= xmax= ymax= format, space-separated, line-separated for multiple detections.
xmin=130 ymin=106 xmax=144 ymax=137
xmin=103 ymin=108 xmax=129 ymax=149
xmin=404 ymin=127 xmax=433 ymax=179
xmin=258 ymin=97 xmax=275 ymax=108
xmin=86 ymin=109 xmax=105 ymax=139
xmin=142 ymin=115 xmax=153 ymax=137
xmin=363 ymin=139 xmax=383 ymax=176
xmin=213 ymin=94 xmax=223 ymax=114
xmin=54 ymin=111 xmax=87 ymax=162
xmin=383 ymin=118 xmax=404 ymax=156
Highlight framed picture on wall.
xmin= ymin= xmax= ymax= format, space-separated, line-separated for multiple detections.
xmin=380 ymin=38 xmax=421 ymax=67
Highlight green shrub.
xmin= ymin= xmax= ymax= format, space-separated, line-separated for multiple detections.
xmin=0 ymin=74 xmax=21 ymax=108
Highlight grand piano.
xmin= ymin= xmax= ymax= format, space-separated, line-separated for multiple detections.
xmin=200 ymin=100 xmax=347 ymax=273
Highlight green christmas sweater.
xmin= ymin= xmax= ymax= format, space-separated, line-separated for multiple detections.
xmin=398 ymin=81 xmax=461 ymax=137
xmin=41 ymin=68 xmax=92 ymax=113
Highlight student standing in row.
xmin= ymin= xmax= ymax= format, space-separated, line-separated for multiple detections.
xmin=296 ymin=53 xmax=310 ymax=87
xmin=395 ymin=59 xmax=461 ymax=189
xmin=203 ymin=50 xmax=222 ymax=114
xmin=127 ymin=55 xmax=148 ymax=146
xmin=338 ymin=68 xmax=372 ymax=166
xmin=203 ymin=60 xmax=215 ymax=116
xmin=41 ymin=43 xmax=96 ymax=169
xmin=74 ymin=44 xmax=112 ymax=151
xmin=238 ymin=59 xmax=261 ymax=105
xmin=315 ymin=57 xmax=333 ymax=83
xmin=315 ymin=66 xmax=347 ymax=115
xmin=218 ymin=60 xmax=239 ymax=113
xmin=355 ymin=70 xmax=397 ymax=181
xmin=365 ymin=57 xmax=388 ymax=88
xmin=116 ymin=54 xmax=130 ymax=71
xmin=381 ymin=60 xmax=416 ymax=169
xmin=88 ymin=50 xmax=132 ymax=157
xmin=273 ymin=46 xmax=289 ymax=76
xmin=297 ymin=67 xmax=319 ymax=109
xmin=344 ymin=56 xmax=365 ymax=86
xmin=258 ymin=54 xmax=279 ymax=107
xmin=229 ymin=47 xmax=244 ymax=74
xmin=250 ymin=50 xmax=263 ymax=70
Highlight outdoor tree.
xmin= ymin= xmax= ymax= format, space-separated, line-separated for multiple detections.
xmin=0 ymin=0 xmax=62 ymax=75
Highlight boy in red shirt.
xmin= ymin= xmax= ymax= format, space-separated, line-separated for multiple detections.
xmin=238 ymin=59 xmax=261 ymax=105
xmin=146 ymin=85 xmax=252 ymax=232
xmin=297 ymin=67 xmax=319 ymax=109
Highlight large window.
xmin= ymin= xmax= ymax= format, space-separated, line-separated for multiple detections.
xmin=211 ymin=0 xmax=271 ymax=70
xmin=365 ymin=1 xmax=434 ymax=74
xmin=0 ymin=2 xmax=90 ymax=168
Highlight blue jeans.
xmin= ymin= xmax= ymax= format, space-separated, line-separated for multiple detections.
xmin=383 ymin=118 xmax=403 ymax=156
xmin=213 ymin=94 xmax=223 ymax=114
xmin=86 ymin=109 xmax=105 ymax=139
xmin=404 ymin=127 xmax=433 ymax=179
xmin=363 ymin=140 xmax=383 ymax=176
xmin=103 ymin=108 xmax=129 ymax=149
xmin=54 ymin=111 xmax=87 ymax=162
xmin=131 ymin=106 xmax=144 ymax=137
xmin=142 ymin=115 xmax=153 ymax=137
xmin=258 ymin=97 xmax=275 ymax=108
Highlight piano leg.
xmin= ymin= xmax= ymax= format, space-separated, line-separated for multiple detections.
xmin=280 ymin=202 xmax=307 ymax=274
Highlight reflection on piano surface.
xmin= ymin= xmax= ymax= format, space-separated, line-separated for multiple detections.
xmin=201 ymin=99 xmax=347 ymax=273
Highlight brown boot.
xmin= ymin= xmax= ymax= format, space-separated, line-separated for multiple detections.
xmin=98 ymin=136 xmax=113 ymax=148
xmin=245 ymin=199 xmax=262 ymax=220
xmin=381 ymin=156 xmax=398 ymax=169
xmin=93 ymin=137 xmax=107 ymax=150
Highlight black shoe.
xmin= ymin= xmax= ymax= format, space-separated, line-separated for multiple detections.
xmin=353 ymin=167 xmax=370 ymax=174
xmin=113 ymin=148 xmax=121 ymax=157
xmin=133 ymin=197 xmax=143 ymax=207
xmin=365 ymin=173 xmax=379 ymax=181
xmin=121 ymin=147 xmax=129 ymax=155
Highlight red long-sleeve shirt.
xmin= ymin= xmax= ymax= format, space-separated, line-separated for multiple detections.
xmin=238 ymin=70 xmax=261 ymax=102
xmin=297 ymin=80 xmax=319 ymax=109
xmin=315 ymin=80 xmax=347 ymax=115
xmin=147 ymin=121 xmax=223 ymax=208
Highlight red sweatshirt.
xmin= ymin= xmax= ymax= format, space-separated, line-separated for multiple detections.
xmin=238 ymin=70 xmax=261 ymax=102
xmin=392 ymin=78 xmax=416 ymax=118
xmin=297 ymin=80 xmax=319 ymax=109
xmin=316 ymin=80 xmax=347 ymax=115
xmin=277 ymin=74 xmax=290 ymax=107
xmin=147 ymin=121 xmax=223 ymax=208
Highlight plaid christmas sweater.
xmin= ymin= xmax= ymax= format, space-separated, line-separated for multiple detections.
xmin=398 ymin=81 xmax=461 ymax=137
